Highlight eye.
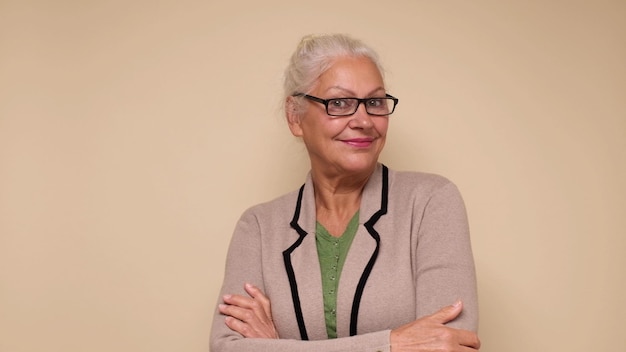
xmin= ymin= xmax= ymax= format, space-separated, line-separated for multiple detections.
xmin=329 ymin=99 xmax=349 ymax=108
xmin=367 ymin=98 xmax=384 ymax=107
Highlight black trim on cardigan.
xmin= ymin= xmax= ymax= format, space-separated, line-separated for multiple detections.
xmin=284 ymin=165 xmax=389 ymax=339
xmin=349 ymin=165 xmax=388 ymax=335
xmin=283 ymin=185 xmax=309 ymax=340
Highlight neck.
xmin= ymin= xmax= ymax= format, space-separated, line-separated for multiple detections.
xmin=310 ymin=166 xmax=372 ymax=220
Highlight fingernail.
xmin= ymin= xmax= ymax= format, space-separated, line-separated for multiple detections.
xmin=218 ymin=304 xmax=226 ymax=311
xmin=453 ymin=300 xmax=462 ymax=308
xmin=222 ymin=294 xmax=231 ymax=300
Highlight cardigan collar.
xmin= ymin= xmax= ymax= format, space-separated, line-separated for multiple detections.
xmin=294 ymin=163 xmax=387 ymax=235
xmin=285 ymin=163 xmax=389 ymax=340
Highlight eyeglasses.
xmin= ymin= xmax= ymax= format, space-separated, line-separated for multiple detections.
xmin=292 ymin=93 xmax=399 ymax=117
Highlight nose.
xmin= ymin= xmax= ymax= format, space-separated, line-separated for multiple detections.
xmin=349 ymin=102 xmax=374 ymax=128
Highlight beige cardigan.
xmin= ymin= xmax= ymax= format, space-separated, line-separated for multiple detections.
xmin=210 ymin=164 xmax=478 ymax=352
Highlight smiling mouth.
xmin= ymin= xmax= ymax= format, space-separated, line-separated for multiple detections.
xmin=341 ymin=138 xmax=375 ymax=148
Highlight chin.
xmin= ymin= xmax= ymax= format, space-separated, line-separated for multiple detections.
xmin=338 ymin=157 xmax=378 ymax=175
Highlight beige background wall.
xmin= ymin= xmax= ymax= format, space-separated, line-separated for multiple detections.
xmin=1 ymin=1 xmax=625 ymax=351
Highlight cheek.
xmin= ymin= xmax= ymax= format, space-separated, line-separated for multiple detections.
xmin=319 ymin=119 xmax=350 ymax=137
xmin=375 ymin=119 xmax=389 ymax=136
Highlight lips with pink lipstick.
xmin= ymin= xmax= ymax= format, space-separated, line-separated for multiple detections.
xmin=341 ymin=137 xmax=375 ymax=148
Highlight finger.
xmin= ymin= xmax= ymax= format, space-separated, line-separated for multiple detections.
xmin=244 ymin=283 xmax=270 ymax=307
xmin=227 ymin=290 xmax=271 ymax=325
xmin=224 ymin=291 xmax=268 ymax=318
xmin=220 ymin=297 xmax=272 ymax=328
xmin=457 ymin=329 xmax=481 ymax=349
xmin=224 ymin=316 xmax=253 ymax=337
xmin=222 ymin=294 xmax=255 ymax=309
xmin=429 ymin=300 xmax=463 ymax=325
xmin=221 ymin=303 xmax=279 ymax=339
xmin=460 ymin=345 xmax=480 ymax=352
xmin=219 ymin=303 xmax=255 ymax=323
xmin=224 ymin=314 xmax=277 ymax=339
xmin=244 ymin=283 xmax=273 ymax=319
xmin=243 ymin=283 xmax=260 ymax=297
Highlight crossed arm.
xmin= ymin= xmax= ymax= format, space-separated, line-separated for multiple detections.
xmin=219 ymin=283 xmax=480 ymax=352
xmin=211 ymin=180 xmax=481 ymax=352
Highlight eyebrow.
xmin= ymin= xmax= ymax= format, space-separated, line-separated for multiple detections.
xmin=324 ymin=86 xmax=386 ymax=97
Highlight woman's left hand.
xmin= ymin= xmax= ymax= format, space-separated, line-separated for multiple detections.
xmin=218 ymin=283 xmax=279 ymax=339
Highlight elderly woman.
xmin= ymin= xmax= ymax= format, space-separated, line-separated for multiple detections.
xmin=210 ymin=34 xmax=480 ymax=352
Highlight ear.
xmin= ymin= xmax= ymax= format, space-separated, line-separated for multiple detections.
xmin=285 ymin=96 xmax=304 ymax=137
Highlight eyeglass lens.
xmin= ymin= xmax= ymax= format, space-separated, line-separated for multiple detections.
xmin=327 ymin=98 xmax=394 ymax=116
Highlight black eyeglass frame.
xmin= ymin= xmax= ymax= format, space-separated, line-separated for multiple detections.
xmin=292 ymin=93 xmax=399 ymax=117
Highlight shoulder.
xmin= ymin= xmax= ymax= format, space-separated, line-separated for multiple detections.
xmin=387 ymin=167 xmax=461 ymax=199
xmin=238 ymin=186 xmax=301 ymax=224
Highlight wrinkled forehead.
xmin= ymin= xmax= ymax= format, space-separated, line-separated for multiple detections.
xmin=311 ymin=56 xmax=385 ymax=95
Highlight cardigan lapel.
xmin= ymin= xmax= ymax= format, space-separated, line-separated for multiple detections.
xmin=337 ymin=164 xmax=387 ymax=336
xmin=284 ymin=164 xmax=388 ymax=340
xmin=283 ymin=172 xmax=325 ymax=340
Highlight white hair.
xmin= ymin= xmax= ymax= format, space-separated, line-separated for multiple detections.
xmin=283 ymin=34 xmax=385 ymax=111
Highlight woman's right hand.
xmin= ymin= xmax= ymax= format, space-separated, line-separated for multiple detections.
xmin=218 ymin=283 xmax=279 ymax=339
xmin=390 ymin=301 xmax=481 ymax=352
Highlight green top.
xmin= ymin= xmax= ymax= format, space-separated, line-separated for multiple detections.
xmin=315 ymin=211 xmax=359 ymax=339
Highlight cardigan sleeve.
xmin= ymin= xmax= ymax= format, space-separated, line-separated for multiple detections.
xmin=209 ymin=208 xmax=393 ymax=352
xmin=413 ymin=181 xmax=479 ymax=332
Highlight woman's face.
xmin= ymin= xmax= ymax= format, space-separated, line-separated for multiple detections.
xmin=288 ymin=56 xmax=389 ymax=178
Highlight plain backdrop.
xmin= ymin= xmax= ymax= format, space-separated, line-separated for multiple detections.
xmin=1 ymin=1 xmax=625 ymax=351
